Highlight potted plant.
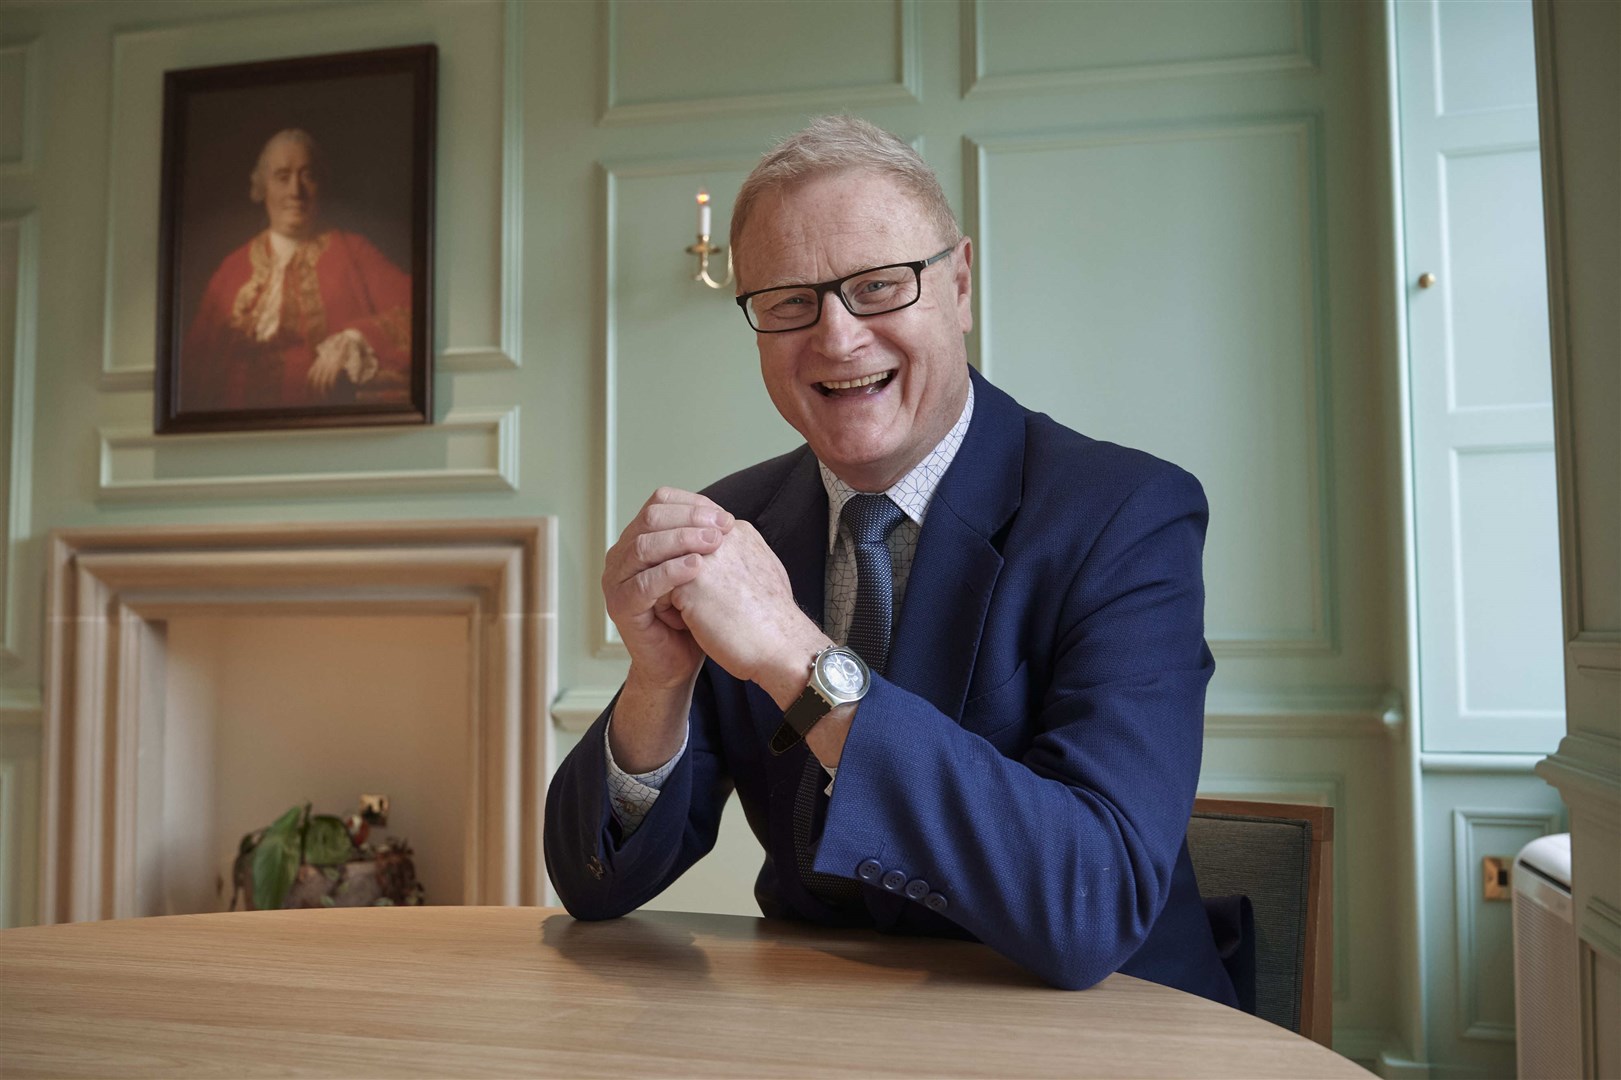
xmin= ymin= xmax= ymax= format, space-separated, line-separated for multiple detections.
xmin=232 ymin=798 xmax=423 ymax=910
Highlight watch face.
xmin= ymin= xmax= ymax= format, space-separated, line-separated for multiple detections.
xmin=819 ymin=649 xmax=867 ymax=698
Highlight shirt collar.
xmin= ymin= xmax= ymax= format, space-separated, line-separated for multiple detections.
xmin=819 ymin=378 xmax=975 ymax=553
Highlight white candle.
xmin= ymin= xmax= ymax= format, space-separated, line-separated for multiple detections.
xmin=697 ymin=189 xmax=711 ymax=237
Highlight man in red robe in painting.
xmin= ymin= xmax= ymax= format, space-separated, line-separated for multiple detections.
xmin=181 ymin=128 xmax=413 ymax=412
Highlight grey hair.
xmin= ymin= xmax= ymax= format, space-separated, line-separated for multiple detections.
xmin=249 ymin=129 xmax=322 ymax=203
xmin=729 ymin=115 xmax=960 ymax=264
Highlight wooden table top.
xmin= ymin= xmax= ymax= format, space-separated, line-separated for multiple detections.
xmin=0 ymin=906 xmax=1370 ymax=1078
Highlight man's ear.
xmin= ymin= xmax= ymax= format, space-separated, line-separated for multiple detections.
xmin=954 ymin=237 xmax=974 ymax=334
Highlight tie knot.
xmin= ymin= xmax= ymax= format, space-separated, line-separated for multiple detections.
xmin=842 ymin=493 xmax=906 ymax=547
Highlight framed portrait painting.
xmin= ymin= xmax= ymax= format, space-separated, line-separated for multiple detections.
xmin=155 ymin=45 xmax=436 ymax=434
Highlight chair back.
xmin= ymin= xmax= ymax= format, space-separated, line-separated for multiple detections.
xmin=1187 ymin=798 xmax=1334 ymax=1047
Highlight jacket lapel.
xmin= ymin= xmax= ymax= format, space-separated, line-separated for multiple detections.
xmin=886 ymin=368 xmax=1024 ymax=720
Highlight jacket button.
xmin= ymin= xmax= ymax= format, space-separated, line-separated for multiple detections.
xmin=586 ymin=855 xmax=606 ymax=880
xmin=881 ymin=870 xmax=907 ymax=892
xmin=924 ymin=892 xmax=948 ymax=912
xmin=904 ymin=878 xmax=929 ymax=901
xmin=856 ymin=859 xmax=883 ymax=883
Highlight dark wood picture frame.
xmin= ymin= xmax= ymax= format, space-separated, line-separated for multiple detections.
xmin=155 ymin=45 xmax=436 ymax=434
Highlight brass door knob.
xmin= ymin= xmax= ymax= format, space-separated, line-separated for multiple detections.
xmin=1418 ymin=272 xmax=1437 ymax=289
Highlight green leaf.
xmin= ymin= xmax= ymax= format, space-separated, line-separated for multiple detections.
xmin=319 ymin=895 xmax=335 ymax=908
xmin=251 ymin=805 xmax=303 ymax=910
xmin=304 ymin=815 xmax=354 ymax=867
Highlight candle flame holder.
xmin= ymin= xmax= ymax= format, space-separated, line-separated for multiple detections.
xmin=687 ymin=235 xmax=734 ymax=290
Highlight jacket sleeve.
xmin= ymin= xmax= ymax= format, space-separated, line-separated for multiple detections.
xmin=542 ymin=675 xmax=734 ymax=918
xmin=813 ymin=466 xmax=1214 ymax=990
xmin=180 ymin=253 xmax=248 ymax=410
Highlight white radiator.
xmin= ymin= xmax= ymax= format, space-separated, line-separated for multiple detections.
xmin=1513 ymin=833 xmax=1578 ymax=1080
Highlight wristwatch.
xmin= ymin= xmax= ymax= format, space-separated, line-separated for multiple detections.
xmin=769 ymin=644 xmax=871 ymax=755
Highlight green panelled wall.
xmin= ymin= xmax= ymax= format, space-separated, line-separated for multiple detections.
xmin=0 ymin=1 xmax=1572 ymax=1074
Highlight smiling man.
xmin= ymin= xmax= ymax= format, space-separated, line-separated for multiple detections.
xmin=544 ymin=116 xmax=1237 ymax=1004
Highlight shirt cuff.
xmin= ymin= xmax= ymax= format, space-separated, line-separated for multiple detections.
xmin=604 ymin=714 xmax=688 ymax=836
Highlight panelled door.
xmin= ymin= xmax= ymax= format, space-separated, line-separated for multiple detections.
xmin=1397 ymin=0 xmax=1563 ymax=754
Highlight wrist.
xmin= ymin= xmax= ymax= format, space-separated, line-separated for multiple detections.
xmin=768 ymin=643 xmax=869 ymax=758
xmin=612 ymin=665 xmax=698 ymax=774
xmin=760 ymin=624 xmax=835 ymax=711
xmin=625 ymin=660 xmax=701 ymax=697
xmin=804 ymin=704 xmax=856 ymax=768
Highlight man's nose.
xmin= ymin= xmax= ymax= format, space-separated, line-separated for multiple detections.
xmin=808 ymin=293 xmax=871 ymax=358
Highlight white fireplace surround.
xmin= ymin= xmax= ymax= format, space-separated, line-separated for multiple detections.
xmin=39 ymin=519 xmax=556 ymax=924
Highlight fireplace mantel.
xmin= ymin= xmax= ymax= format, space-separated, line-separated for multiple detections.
xmin=40 ymin=520 xmax=556 ymax=924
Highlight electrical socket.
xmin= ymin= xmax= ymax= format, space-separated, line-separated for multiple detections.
xmin=1483 ymin=855 xmax=1512 ymax=901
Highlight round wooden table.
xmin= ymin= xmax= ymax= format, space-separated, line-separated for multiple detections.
xmin=0 ymin=906 xmax=1370 ymax=1078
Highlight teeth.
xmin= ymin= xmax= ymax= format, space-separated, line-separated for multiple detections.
xmin=821 ymin=372 xmax=891 ymax=390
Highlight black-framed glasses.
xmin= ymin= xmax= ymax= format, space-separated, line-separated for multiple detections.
xmin=736 ymin=246 xmax=956 ymax=333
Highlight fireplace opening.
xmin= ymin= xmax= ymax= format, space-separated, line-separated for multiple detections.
xmin=41 ymin=520 xmax=555 ymax=924
xmin=157 ymin=613 xmax=471 ymax=916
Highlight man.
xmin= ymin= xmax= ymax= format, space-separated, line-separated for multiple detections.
xmin=545 ymin=116 xmax=1236 ymax=1004
xmin=180 ymin=129 xmax=413 ymax=412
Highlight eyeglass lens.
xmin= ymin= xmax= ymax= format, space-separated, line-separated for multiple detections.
xmin=745 ymin=266 xmax=921 ymax=332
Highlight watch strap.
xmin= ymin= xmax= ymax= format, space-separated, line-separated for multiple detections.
xmin=770 ymin=683 xmax=828 ymax=755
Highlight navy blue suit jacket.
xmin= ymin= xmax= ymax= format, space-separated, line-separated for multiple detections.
xmin=545 ymin=369 xmax=1236 ymax=1003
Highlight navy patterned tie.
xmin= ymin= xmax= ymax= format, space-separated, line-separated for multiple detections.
xmin=795 ymin=492 xmax=907 ymax=909
xmin=841 ymin=493 xmax=908 ymax=675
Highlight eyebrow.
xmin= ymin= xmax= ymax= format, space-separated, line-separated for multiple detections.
xmin=758 ymin=258 xmax=908 ymax=292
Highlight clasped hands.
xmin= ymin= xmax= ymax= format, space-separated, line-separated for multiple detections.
xmin=603 ymin=487 xmax=851 ymax=771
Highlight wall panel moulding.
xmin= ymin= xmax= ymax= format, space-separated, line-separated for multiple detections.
xmin=962 ymin=0 xmax=1317 ymax=98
